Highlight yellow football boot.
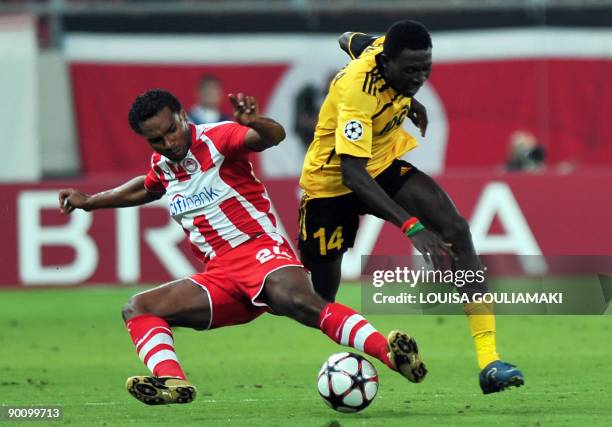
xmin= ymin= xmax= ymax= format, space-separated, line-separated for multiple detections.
xmin=126 ymin=376 xmax=197 ymax=405
xmin=387 ymin=330 xmax=428 ymax=383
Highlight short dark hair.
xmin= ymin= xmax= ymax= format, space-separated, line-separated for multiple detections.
xmin=383 ymin=20 xmax=432 ymax=60
xmin=199 ymin=74 xmax=221 ymax=88
xmin=128 ymin=89 xmax=181 ymax=134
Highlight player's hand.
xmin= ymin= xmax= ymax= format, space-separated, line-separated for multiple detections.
xmin=58 ymin=189 xmax=91 ymax=214
xmin=228 ymin=93 xmax=259 ymax=126
xmin=408 ymin=228 xmax=455 ymax=270
xmin=408 ymin=98 xmax=428 ymax=137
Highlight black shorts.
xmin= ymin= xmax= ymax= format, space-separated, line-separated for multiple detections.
xmin=298 ymin=159 xmax=418 ymax=261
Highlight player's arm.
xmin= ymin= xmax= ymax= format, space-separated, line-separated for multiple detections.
xmin=341 ymin=156 xmax=453 ymax=267
xmin=336 ymin=81 xmax=453 ymax=267
xmin=338 ymin=32 xmax=378 ymax=59
xmin=228 ymin=92 xmax=286 ymax=152
xmin=58 ymin=175 xmax=162 ymax=214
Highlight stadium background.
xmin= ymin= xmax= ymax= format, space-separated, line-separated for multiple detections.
xmin=2 ymin=0 xmax=611 ymax=286
xmin=1 ymin=1 xmax=611 ymax=426
xmin=0 ymin=1 xmax=612 ymax=286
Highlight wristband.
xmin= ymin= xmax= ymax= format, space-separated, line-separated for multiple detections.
xmin=401 ymin=217 xmax=425 ymax=237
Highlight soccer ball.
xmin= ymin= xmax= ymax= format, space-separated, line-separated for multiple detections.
xmin=317 ymin=352 xmax=379 ymax=412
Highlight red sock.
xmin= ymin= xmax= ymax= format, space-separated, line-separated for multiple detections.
xmin=126 ymin=314 xmax=187 ymax=380
xmin=319 ymin=303 xmax=392 ymax=368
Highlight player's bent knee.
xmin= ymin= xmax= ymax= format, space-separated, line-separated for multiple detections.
xmin=121 ymin=294 xmax=155 ymax=321
xmin=121 ymin=299 xmax=138 ymax=321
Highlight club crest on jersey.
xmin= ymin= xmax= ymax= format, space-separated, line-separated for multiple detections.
xmin=343 ymin=120 xmax=364 ymax=141
xmin=180 ymin=157 xmax=199 ymax=173
xmin=169 ymin=189 xmax=219 ymax=216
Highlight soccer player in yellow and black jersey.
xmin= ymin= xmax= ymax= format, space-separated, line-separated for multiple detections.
xmin=298 ymin=20 xmax=524 ymax=394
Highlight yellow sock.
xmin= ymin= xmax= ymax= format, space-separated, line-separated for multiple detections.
xmin=464 ymin=302 xmax=500 ymax=369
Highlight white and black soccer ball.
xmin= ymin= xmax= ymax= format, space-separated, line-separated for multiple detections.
xmin=343 ymin=120 xmax=364 ymax=141
xmin=317 ymin=352 xmax=379 ymax=413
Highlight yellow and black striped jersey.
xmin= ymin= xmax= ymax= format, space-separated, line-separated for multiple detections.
xmin=299 ymin=34 xmax=419 ymax=198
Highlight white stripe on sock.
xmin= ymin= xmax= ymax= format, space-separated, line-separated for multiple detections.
xmin=138 ymin=332 xmax=174 ymax=361
xmin=146 ymin=349 xmax=178 ymax=373
xmin=352 ymin=324 xmax=376 ymax=351
xmin=340 ymin=314 xmax=365 ymax=346
xmin=136 ymin=326 xmax=172 ymax=348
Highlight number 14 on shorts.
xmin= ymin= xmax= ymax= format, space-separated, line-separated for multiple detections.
xmin=313 ymin=227 xmax=344 ymax=255
xmin=256 ymin=246 xmax=294 ymax=264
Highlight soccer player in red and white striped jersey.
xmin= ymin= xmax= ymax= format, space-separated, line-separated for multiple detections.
xmin=58 ymin=89 xmax=426 ymax=405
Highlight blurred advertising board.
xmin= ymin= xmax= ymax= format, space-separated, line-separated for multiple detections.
xmin=65 ymin=30 xmax=612 ymax=178
xmin=1 ymin=172 xmax=612 ymax=286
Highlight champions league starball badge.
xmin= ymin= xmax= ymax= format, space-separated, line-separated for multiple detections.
xmin=343 ymin=120 xmax=364 ymax=141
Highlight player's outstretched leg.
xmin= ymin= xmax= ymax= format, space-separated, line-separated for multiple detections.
xmin=393 ymin=169 xmax=523 ymax=392
xmin=260 ymin=266 xmax=427 ymax=383
xmin=319 ymin=303 xmax=428 ymax=383
xmin=121 ymin=279 xmax=212 ymax=405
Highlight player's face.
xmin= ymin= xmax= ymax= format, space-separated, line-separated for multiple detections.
xmin=382 ymin=48 xmax=432 ymax=97
xmin=199 ymin=81 xmax=223 ymax=109
xmin=140 ymin=107 xmax=191 ymax=162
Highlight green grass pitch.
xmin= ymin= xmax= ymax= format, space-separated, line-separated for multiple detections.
xmin=2 ymin=284 xmax=611 ymax=426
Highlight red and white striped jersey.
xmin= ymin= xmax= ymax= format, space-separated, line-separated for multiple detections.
xmin=144 ymin=122 xmax=282 ymax=263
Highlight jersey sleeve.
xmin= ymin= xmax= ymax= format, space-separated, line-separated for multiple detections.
xmin=204 ymin=122 xmax=250 ymax=158
xmin=144 ymin=165 xmax=166 ymax=195
xmin=334 ymin=74 xmax=378 ymax=159
xmin=344 ymin=33 xmax=379 ymax=59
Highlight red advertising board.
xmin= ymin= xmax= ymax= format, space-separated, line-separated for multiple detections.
xmin=70 ymin=59 xmax=612 ymax=176
xmin=2 ymin=172 xmax=612 ymax=286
